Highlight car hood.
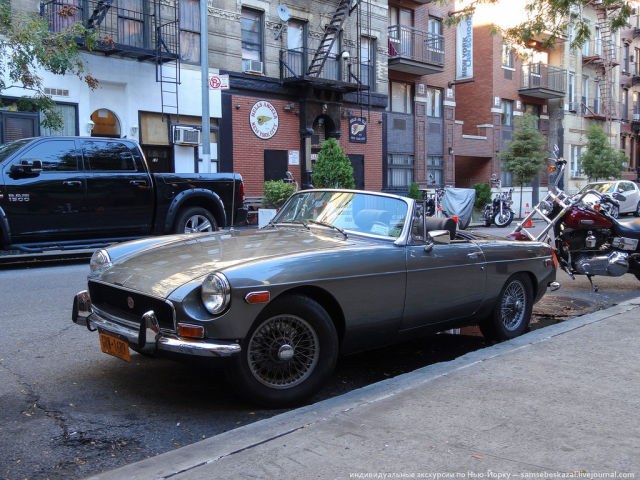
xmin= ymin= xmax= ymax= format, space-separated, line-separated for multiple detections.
xmin=95 ymin=227 xmax=360 ymax=298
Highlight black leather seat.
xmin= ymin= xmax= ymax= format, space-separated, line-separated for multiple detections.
xmin=424 ymin=217 xmax=457 ymax=240
xmin=612 ymin=217 xmax=640 ymax=240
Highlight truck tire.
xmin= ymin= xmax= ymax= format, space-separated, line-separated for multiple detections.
xmin=174 ymin=207 xmax=217 ymax=234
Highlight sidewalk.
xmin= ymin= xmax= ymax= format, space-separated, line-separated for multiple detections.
xmin=89 ymin=298 xmax=640 ymax=480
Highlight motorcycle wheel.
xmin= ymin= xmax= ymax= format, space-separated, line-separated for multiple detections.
xmin=493 ymin=210 xmax=514 ymax=228
xmin=609 ymin=205 xmax=619 ymax=219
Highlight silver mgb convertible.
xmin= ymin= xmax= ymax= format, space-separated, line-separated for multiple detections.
xmin=73 ymin=189 xmax=558 ymax=406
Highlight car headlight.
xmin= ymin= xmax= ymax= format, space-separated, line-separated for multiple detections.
xmin=90 ymin=249 xmax=112 ymax=273
xmin=201 ymin=272 xmax=230 ymax=314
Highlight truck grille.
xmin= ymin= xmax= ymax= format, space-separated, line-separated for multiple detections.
xmin=88 ymin=281 xmax=175 ymax=331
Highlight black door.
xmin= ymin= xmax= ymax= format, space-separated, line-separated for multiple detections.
xmin=83 ymin=140 xmax=154 ymax=237
xmin=2 ymin=138 xmax=87 ymax=242
xmin=264 ymin=150 xmax=288 ymax=181
xmin=348 ymin=154 xmax=365 ymax=190
xmin=0 ymin=112 xmax=40 ymax=144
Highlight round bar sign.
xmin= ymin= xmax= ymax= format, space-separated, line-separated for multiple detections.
xmin=249 ymin=101 xmax=279 ymax=139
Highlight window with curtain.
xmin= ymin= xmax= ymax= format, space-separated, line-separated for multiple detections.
xmin=360 ymin=37 xmax=375 ymax=87
xmin=287 ymin=19 xmax=306 ymax=76
xmin=387 ymin=154 xmax=414 ymax=188
xmin=501 ymin=99 xmax=513 ymax=125
xmin=426 ymin=87 xmax=442 ymax=117
xmin=389 ymin=81 xmax=413 ymax=113
xmin=180 ymin=0 xmax=200 ymax=64
xmin=40 ymin=104 xmax=77 ymax=137
xmin=242 ymin=8 xmax=263 ymax=62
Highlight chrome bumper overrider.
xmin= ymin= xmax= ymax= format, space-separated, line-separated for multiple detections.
xmin=72 ymin=290 xmax=240 ymax=357
xmin=548 ymin=281 xmax=561 ymax=291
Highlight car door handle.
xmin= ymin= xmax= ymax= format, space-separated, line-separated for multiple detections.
xmin=129 ymin=180 xmax=148 ymax=186
xmin=468 ymin=252 xmax=481 ymax=260
xmin=63 ymin=180 xmax=82 ymax=187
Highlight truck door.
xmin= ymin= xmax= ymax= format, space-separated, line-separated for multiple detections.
xmin=82 ymin=140 xmax=154 ymax=237
xmin=2 ymin=138 xmax=86 ymax=243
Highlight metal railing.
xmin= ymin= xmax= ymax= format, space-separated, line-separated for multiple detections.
xmin=520 ymin=63 xmax=567 ymax=93
xmin=582 ymin=39 xmax=618 ymax=63
xmin=387 ymin=25 xmax=445 ymax=67
xmin=280 ymin=47 xmax=371 ymax=85
xmin=40 ymin=0 xmax=177 ymax=56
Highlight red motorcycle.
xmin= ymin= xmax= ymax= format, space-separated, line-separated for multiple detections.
xmin=510 ymin=154 xmax=640 ymax=291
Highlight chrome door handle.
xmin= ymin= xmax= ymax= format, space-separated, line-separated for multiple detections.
xmin=63 ymin=180 xmax=82 ymax=187
xmin=129 ymin=180 xmax=148 ymax=186
xmin=467 ymin=252 xmax=480 ymax=259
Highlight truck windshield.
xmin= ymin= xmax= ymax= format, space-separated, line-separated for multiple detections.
xmin=0 ymin=138 xmax=32 ymax=163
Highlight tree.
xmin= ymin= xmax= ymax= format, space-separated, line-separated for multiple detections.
xmin=498 ymin=113 xmax=547 ymax=217
xmin=0 ymin=3 xmax=97 ymax=130
xmin=442 ymin=0 xmax=632 ymax=52
xmin=312 ymin=137 xmax=355 ymax=189
xmin=580 ymin=123 xmax=626 ymax=181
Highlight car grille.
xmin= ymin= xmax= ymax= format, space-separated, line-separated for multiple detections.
xmin=88 ymin=281 xmax=175 ymax=331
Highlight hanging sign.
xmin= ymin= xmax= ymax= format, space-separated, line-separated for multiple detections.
xmin=249 ymin=101 xmax=279 ymax=139
xmin=456 ymin=16 xmax=473 ymax=80
xmin=349 ymin=116 xmax=367 ymax=143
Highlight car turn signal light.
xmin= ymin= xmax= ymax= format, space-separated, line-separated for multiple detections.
xmin=177 ymin=323 xmax=205 ymax=339
xmin=245 ymin=291 xmax=271 ymax=304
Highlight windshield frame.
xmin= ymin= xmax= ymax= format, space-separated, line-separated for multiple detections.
xmin=270 ymin=189 xmax=412 ymax=244
xmin=581 ymin=182 xmax=616 ymax=194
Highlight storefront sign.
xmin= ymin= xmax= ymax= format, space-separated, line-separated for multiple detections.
xmin=349 ymin=116 xmax=367 ymax=143
xmin=288 ymin=150 xmax=300 ymax=165
xmin=250 ymin=101 xmax=279 ymax=139
xmin=456 ymin=16 xmax=473 ymax=80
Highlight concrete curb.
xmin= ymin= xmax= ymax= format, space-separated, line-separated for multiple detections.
xmin=88 ymin=296 xmax=640 ymax=480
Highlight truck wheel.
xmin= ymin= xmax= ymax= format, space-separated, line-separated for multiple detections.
xmin=175 ymin=207 xmax=217 ymax=233
xmin=227 ymin=295 xmax=338 ymax=407
xmin=480 ymin=273 xmax=533 ymax=342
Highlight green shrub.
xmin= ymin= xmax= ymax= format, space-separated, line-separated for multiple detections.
xmin=407 ymin=182 xmax=422 ymax=200
xmin=472 ymin=182 xmax=492 ymax=210
xmin=262 ymin=180 xmax=297 ymax=209
xmin=312 ymin=137 xmax=355 ymax=189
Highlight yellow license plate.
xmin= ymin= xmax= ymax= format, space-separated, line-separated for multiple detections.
xmin=99 ymin=333 xmax=131 ymax=362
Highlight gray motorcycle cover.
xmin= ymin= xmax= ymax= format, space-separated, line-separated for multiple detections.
xmin=441 ymin=187 xmax=476 ymax=229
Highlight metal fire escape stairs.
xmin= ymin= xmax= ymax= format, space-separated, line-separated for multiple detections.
xmin=86 ymin=0 xmax=113 ymax=30
xmin=306 ymin=0 xmax=360 ymax=77
xmin=155 ymin=3 xmax=181 ymax=121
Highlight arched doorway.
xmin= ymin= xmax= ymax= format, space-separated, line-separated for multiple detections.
xmin=90 ymin=109 xmax=121 ymax=138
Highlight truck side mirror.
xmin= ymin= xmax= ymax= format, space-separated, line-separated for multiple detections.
xmin=10 ymin=159 xmax=42 ymax=176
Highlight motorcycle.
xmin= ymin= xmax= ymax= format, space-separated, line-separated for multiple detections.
xmin=483 ymin=175 xmax=515 ymax=227
xmin=423 ymin=174 xmax=446 ymax=217
xmin=510 ymin=151 xmax=640 ymax=290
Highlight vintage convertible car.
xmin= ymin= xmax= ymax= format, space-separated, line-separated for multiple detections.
xmin=72 ymin=189 xmax=558 ymax=406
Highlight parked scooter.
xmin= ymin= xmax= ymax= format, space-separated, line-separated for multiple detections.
xmin=511 ymin=147 xmax=640 ymax=290
xmin=483 ymin=175 xmax=515 ymax=227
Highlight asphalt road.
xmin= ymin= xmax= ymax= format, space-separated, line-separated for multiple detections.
xmin=0 ymin=244 xmax=638 ymax=480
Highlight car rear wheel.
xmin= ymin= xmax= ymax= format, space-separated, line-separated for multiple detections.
xmin=480 ymin=273 xmax=533 ymax=342
xmin=175 ymin=207 xmax=217 ymax=233
xmin=493 ymin=210 xmax=514 ymax=227
xmin=228 ymin=295 xmax=338 ymax=407
xmin=635 ymin=201 xmax=640 ymax=217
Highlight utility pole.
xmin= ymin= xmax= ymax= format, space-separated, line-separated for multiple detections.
xmin=200 ymin=0 xmax=211 ymax=173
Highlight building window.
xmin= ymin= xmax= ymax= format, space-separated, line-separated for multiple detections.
xmin=523 ymin=104 xmax=540 ymax=128
xmin=428 ymin=17 xmax=443 ymax=53
xmin=624 ymin=44 xmax=630 ymax=73
xmin=389 ymin=6 xmax=413 ymax=27
xmin=180 ymin=0 xmax=200 ymax=64
xmin=118 ymin=0 xmax=144 ymax=48
xmin=568 ymin=71 xmax=575 ymax=103
xmin=360 ymin=37 xmax=375 ymax=88
xmin=635 ymin=48 xmax=640 ymax=76
xmin=389 ymin=81 xmax=413 ymax=113
xmin=623 ymin=89 xmax=629 ymax=120
xmin=633 ymin=92 xmax=639 ymax=120
xmin=502 ymin=42 xmax=514 ymax=68
xmin=387 ymin=154 xmax=414 ymax=188
xmin=241 ymin=8 xmax=263 ymax=72
xmin=582 ymin=75 xmax=588 ymax=114
xmin=568 ymin=22 xmax=575 ymax=45
xmin=427 ymin=155 xmax=443 ymax=186
xmin=500 ymin=159 xmax=513 ymax=187
xmin=426 ymin=87 xmax=442 ymax=117
xmin=287 ymin=19 xmax=306 ymax=76
xmin=621 ymin=136 xmax=626 ymax=151
xmin=501 ymin=99 xmax=513 ymax=125
xmin=594 ymin=83 xmax=601 ymax=114
xmin=571 ymin=145 xmax=583 ymax=177
xmin=40 ymin=104 xmax=78 ymax=136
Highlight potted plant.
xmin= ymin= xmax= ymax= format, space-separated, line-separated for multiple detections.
xmin=259 ymin=180 xmax=297 ymax=227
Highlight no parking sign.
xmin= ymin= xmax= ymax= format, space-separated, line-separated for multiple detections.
xmin=209 ymin=74 xmax=229 ymax=90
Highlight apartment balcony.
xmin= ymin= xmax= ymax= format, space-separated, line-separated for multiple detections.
xmin=387 ymin=25 xmax=444 ymax=75
xmin=519 ymin=63 xmax=567 ymax=99
xmin=632 ymin=112 xmax=640 ymax=132
xmin=40 ymin=0 xmax=178 ymax=62
xmin=583 ymin=99 xmax=617 ymax=120
xmin=279 ymin=48 xmax=368 ymax=92
xmin=582 ymin=39 xmax=619 ymax=66
xmin=630 ymin=62 xmax=640 ymax=86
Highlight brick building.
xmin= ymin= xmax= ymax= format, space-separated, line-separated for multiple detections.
xmin=620 ymin=8 xmax=640 ymax=183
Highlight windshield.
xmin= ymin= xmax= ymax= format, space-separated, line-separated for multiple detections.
xmin=273 ymin=190 xmax=409 ymax=238
xmin=0 ymin=138 xmax=32 ymax=163
xmin=582 ymin=182 xmax=615 ymax=194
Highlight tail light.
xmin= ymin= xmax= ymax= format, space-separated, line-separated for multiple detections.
xmin=550 ymin=247 xmax=559 ymax=269
xmin=239 ymin=181 xmax=245 ymax=203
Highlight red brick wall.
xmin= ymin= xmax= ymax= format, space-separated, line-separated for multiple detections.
xmin=340 ymin=110 xmax=384 ymax=192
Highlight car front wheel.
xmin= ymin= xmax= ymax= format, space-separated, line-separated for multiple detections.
xmin=175 ymin=207 xmax=217 ymax=233
xmin=480 ymin=273 xmax=533 ymax=342
xmin=228 ymin=295 xmax=338 ymax=407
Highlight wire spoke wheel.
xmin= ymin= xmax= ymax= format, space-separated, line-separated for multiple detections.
xmin=247 ymin=315 xmax=320 ymax=389
xmin=500 ymin=280 xmax=527 ymax=331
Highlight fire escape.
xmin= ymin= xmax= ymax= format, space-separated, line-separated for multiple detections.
xmin=582 ymin=2 xmax=620 ymax=138
xmin=40 ymin=0 xmax=180 ymax=119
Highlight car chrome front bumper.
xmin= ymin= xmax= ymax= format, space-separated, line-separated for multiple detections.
xmin=72 ymin=290 xmax=241 ymax=357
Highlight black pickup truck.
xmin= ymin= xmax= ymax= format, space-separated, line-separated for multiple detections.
xmin=0 ymin=136 xmax=247 ymax=251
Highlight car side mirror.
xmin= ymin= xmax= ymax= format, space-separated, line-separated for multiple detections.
xmin=10 ymin=158 xmax=42 ymax=176
xmin=424 ymin=229 xmax=451 ymax=252
xmin=612 ymin=192 xmax=627 ymax=202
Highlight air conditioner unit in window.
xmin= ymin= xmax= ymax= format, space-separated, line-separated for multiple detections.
xmin=633 ymin=113 xmax=640 ymax=121
xmin=173 ymin=126 xmax=201 ymax=145
xmin=242 ymin=58 xmax=264 ymax=74
xmin=568 ymin=102 xmax=579 ymax=112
